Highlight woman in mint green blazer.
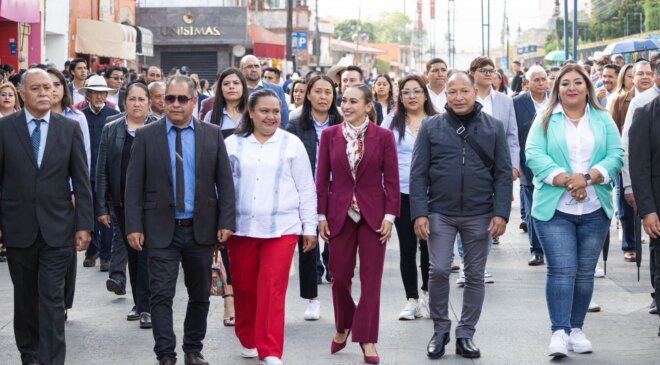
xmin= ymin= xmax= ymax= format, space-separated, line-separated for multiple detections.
xmin=525 ymin=64 xmax=623 ymax=359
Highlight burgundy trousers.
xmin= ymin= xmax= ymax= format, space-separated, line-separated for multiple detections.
xmin=329 ymin=218 xmax=386 ymax=343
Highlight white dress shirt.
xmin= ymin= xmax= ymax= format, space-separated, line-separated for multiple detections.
xmin=476 ymin=89 xmax=495 ymax=116
xmin=543 ymin=104 xmax=610 ymax=216
xmin=427 ymin=85 xmax=447 ymax=113
xmin=621 ymin=84 xmax=660 ymax=194
xmin=225 ymin=128 xmax=317 ymax=238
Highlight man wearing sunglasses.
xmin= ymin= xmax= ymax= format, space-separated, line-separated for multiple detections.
xmin=124 ymin=75 xmax=235 ymax=365
xmin=104 ymin=66 xmax=126 ymax=112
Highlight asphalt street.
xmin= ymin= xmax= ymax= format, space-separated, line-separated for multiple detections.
xmin=1 ymin=186 xmax=659 ymax=365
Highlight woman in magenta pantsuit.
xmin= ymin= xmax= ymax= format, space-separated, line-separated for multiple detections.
xmin=316 ymin=84 xmax=400 ymax=364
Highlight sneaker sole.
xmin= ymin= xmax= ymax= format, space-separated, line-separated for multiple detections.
xmin=304 ymin=315 xmax=320 ymax=321
xmin=398 ymin=314 xmax=416 ymax=320
xmin=549 ymin=351 xmax=567 ymax=358
xmin=241 ymin=353 xmax=258 ymax=358
xmin=567 ymin=343 xmax=592 ymax=353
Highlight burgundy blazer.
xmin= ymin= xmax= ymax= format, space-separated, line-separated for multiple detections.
xmin=316 ymin=122 xmax=400 ymax=237
xmin=199 ymin=96 xmax=215 ymax=121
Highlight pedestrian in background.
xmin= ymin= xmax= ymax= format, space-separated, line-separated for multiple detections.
xmin=286 ymin=75 xmax=344 ymax=321
xmin=372 ymin=74 xmax=395 ymax=124
xmin=381 ymin=74 xmax=436 ymax=321
xmin=317 ymin=84 xmax=400 ymax=365
xmin=0 ymin=82 xmax=20 ymax=117
xmin=225 ymin=89 xmax=318 ymax=365
xmin=525 ymin=64 xmax=623 ymax=358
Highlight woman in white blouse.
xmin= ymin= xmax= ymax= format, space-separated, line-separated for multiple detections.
xmin=224 ymin=89 xmax=318 ymax=365
xmin=526 ymin=64 xmax=623 ymax=359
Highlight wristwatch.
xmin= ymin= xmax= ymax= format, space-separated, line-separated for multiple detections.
xmin=583 ymin=173 xmax=592 ymax=186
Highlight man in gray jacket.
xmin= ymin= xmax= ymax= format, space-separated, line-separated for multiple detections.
xmin=410 ymin=72 xmax=513 ymax=360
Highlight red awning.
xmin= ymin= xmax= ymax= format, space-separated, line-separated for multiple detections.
xmin=249 ymin=24 xmax=285 ymax=59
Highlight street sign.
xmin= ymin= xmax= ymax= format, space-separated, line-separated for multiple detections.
xmin=292 ymin=32 xmax=308 ymax=51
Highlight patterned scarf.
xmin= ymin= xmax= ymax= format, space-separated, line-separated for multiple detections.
xmin=342 ymin=117 xmax=369 ymax=222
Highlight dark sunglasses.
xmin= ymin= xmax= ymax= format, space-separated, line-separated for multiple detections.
xmin=164 ymin=95 xmax=192 ymax=105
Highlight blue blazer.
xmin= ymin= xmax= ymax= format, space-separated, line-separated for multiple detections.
xmin=250 ymin=81 xmax=290 ymax=128
xmin=513 ymin=92 xmax=538 ymax=185
xmin=525 ymin=105 xmax=623 ymax=221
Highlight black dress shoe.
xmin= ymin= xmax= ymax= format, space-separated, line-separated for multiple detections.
xmin=649 ymin=300 xmax=658 ymax=315
xmin=83 ymin=253 xmax=99 ymax=267
xmin=184 ymin=352 xmax=209 ymax=365
xmin=519 ymin=221 xmax=528 ymax=232
xmin=127 ymin=306 xmax=140 ymax=321
xmin=427 ymin=331 xmax=450 ymax=359
xmin=140 ymin=312 xmax=152 ymax=329
xmin=158 ymin=358 xmax=176 ymax=365
xmin=325 ymin=271 xmax=333 ymax=283
xmin=528 ymin=255 xmax=544 ymax=266
xmin=106 ymin=278 xmax=126 ymax=295
xmin=456 ymin=338 xmax=480 ymax=358
xmin=99 ymin=260 xmax=110 ymax=272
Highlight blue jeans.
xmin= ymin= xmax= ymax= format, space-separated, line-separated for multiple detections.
xmin=86 ymin=182 xmax=113 ymax=261
xmin=521 ymin=185 xmax=543 ymax=256
xmin=534 ymin=209 xmax=610 ymax=333
xmin=615 ymin=174 xmax=636 ymax=252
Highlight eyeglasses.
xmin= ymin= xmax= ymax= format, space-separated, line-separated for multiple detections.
xmin=400 ymin=89 xmax=424 ymax=97
xmin=242 ymin=64 xmax=261 ymax=70
xmin=164 ymin=95 xmax=193 ymax=105
xmin=477 ymin=68 xmax=496 ymax=75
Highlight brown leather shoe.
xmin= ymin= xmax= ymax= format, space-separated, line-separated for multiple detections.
xmin=184 ymin=352 xmax=209 ymax=365
xmin=158 ymin=359 xmax=176 ymax=365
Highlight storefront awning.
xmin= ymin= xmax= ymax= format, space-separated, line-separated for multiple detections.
xmin=0 ymin=0 xmax=40 ymax=23
xmin=75 ymin=19 xmax=136 ymax=60
xmin=133 ymin=25 xmax=154 ymax=57
xmin=249 ymin=24 xmax=285 ymax=59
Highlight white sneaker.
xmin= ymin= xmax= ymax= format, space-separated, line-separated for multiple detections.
xmin=304 ymin=299 xmax=320 ymax=321
xmin=261 ymin=356 xmax=283 ymax=365
xmin=567 ymin=328 xmax=593 ymax=353
xmin=484 ymin=270 xmax=494 ymax=284
xmin=241 ymin=347 xmax=258 ymax=358
xmin=548 ymin=330 xmax=569 ymax=358
xmin=456 ymin=266 xmax=465 ymax=287
xmin=588 ymin=300 xmax=601 ymax=312
xmin=398 ymin=298 xmax=422 ymax=320
xmin=594 ymin=264 xmax=605 ymax=278
xmin=419 ymin=291 xmax=430 ymax=318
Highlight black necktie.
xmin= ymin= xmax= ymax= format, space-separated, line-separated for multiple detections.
xmin=174 ymin=127 xmax=185 ymax=213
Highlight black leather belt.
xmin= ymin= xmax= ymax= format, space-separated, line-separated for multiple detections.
xmin=175 ymin=218 xmax=193 ymax=227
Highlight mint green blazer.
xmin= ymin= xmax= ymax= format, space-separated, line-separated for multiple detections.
xmin=525 ymin=105 xmax=623 ymax=221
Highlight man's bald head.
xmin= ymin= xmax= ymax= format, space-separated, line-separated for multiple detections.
xmin=445 ymin=71 xmax=477 ymax=116
xmin=240 ymin=55 xmax=259 ymax=68
xmin=446 ymin=71 xmax=475 ymax=89
xmin=240 ymin=55 xmax=262 ymax=84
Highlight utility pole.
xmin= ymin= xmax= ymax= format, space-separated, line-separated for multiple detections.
xmin=572 ymin=0 xmax=577 ymax=61
xmin=481 ymin=0 xmax=490 ymax=57
xmin=314 ymin=0 xmax=320 ymax=68
xmin=286 ymin=0 xmax=294 ymax=67
xmin=563 ymin=0 xmax=569 ymax=61
xmin=447 ymin=0 xmax=451 ymax=65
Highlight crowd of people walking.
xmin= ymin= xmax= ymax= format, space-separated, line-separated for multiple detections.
xmin=0 ymin=50 xmax=658 ymax=365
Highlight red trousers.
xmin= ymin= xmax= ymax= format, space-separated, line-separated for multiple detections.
xmin=330 ymin=219 xmax=386 ymax=343
xmin=227 ymin=235 xmax=297 ymax=359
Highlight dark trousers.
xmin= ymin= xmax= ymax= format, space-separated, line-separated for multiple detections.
xmin=616 ymin=175 xmax=636 ymax=252
xmin=113 ymin=209 xmax=150 ymax=313
xmin=330 ymin=218 xmax=386 ymax=343
xmin=521 ymin=185 xmax=544 ymax=256
xmin=86 ymin=182 xmax=113 ymax=261
xmin=64 ymin=244 xmax=76 ymax=309
xmin=298 ymin=235 xmax=319 ymax=299
xmin=220 ymin=247 xmax=232 ymax=284
xmin=148 ymin=225 xmax=214 ymax=362
xmin=7 ymin=234 xmax=72 ymax=365
xmin=394 ymin=193 xmax=429 ymax=299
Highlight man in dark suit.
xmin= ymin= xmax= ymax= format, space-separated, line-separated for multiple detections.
xmin=124 ymin=75 xmax=236 ymax=365
xmin=0 ymin=68 xmax=93 ymax=365
xmin=630 ymin=93 xmax=660 ymax=336
xmin=513 ymin=65 xmax=548 ymax=266
xmin=239 ymin=55 xmax=290 ymax=127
